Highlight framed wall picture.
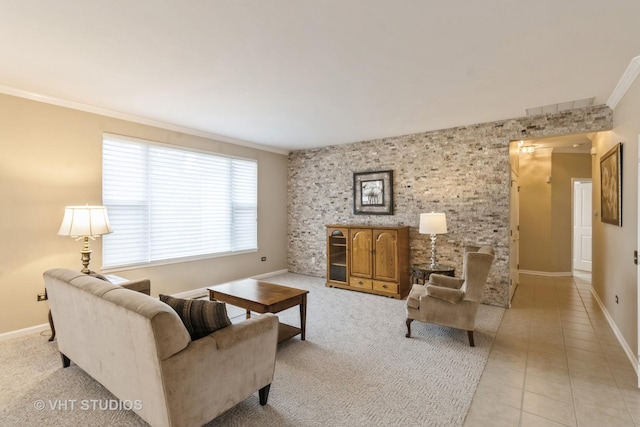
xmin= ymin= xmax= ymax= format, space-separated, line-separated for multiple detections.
xmin=353 ymin=170 xmax=393 ymax=215
xmin=600 ymin=143 xmax=622 ymax=226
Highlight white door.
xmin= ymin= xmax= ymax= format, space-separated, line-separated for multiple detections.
xmin=509 ymin=171 xmax=520 ymax=304
xmin=573 ymin=180 xmax=592 ymax=272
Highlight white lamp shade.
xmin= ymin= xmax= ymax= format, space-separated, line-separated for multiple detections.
xmin=419 ymin=212 xmax=447 ymax=234
xmin=58 ymin=206 xmax=113 ymax=237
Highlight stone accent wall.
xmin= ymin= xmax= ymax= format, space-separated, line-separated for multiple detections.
xmin=288 ymin=106 xmax=612 ymax=307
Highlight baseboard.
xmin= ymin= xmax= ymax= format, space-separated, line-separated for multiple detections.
xmin=251 ymin=269 xmax=289 ymax=279
xmin=519 ymin=270 xmax=573 ymax=277
xmin=0 ymin=323 xmax=50 ymax=342
xmin=589 ymin=285 xmax=638 ymax=376
xmin=171 ymin=269 xmax=290 ymax=299
xmin=1 ymin=269 xmax=291 ymax=339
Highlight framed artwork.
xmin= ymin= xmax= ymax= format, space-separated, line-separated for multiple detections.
xmin=353 ymin=170 xmax=393 ymax=215
xmin=600 ymin=143 xmax=622 ymax=226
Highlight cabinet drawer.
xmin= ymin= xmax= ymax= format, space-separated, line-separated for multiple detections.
xmin=373 ymin=281 xmax=398 ymax=294
xmin=350 ymin=277 xmax=373 ymax=289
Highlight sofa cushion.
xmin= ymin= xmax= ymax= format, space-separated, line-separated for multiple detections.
xmin=160 ymin=295 xmax=232 ymax=340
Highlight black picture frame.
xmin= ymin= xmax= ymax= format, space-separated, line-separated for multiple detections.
xmin=353 ymin=170 xmax=393 ymax=215
xmin=600 ymin=143 xmax=622 ymax=226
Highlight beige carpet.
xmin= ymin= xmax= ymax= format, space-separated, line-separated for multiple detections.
xmin=0 ymin=273 xmax=504 ymax=426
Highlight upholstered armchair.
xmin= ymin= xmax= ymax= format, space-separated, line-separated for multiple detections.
xmin=405 ymin=245 xmax=494 ymax=346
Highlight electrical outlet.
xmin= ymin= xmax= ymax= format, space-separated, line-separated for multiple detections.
xmin=311 ymin=256 xmax=316 ymax=264
xmin=261 ymin=256 xmax=267 ymax=262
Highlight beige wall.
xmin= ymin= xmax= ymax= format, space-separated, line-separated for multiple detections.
xmin=593 ymin=76 xmax=640 ymax=356
xmin=551 ymin=153 xmax=593 ymax=271
xmin=519 ymin=150 xmax=591 ymax=273
xmin=0 ymin=94 xmax=289 ymax=334
xmin=519 ymin=149 xmax=553 ymax=271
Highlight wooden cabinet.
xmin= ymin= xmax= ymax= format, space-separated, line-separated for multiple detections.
xmin=326 ymin=225 xmax=409 ymax=299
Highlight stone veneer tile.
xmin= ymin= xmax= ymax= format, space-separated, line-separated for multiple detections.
xmin=287 ymin=106 xmax=612 ymax=307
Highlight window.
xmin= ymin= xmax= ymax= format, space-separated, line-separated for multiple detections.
xmin=102 ymin=134 xmax=257 ymax=269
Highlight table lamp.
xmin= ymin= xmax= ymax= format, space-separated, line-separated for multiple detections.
xmin=58 ymin=205 xmax=112 ymax=274
xmin=419 ymin=212 xmax=447 ymax=269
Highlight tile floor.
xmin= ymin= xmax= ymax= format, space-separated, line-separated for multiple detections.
xmin=464 ymin=272 xmax=640 ymax=427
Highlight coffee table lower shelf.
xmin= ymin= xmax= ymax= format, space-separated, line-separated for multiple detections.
xmin=278 ymin=322 xmax=302 ymax=343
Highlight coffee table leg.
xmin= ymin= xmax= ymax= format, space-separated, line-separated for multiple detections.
xmin=300 ymin=294 xmax=307 ymax=340
xmin=246 ymin=309 xmax=251 ymax=319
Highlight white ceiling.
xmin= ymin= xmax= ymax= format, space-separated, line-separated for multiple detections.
xmin=1 ymin=1 xmax=639 ymax=153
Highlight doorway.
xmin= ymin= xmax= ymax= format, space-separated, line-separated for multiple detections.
xmin=572 ymin=179 xmax=593 ymax=272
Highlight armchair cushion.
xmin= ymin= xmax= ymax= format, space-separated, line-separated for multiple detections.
xmin=160 ymin=294 xmax=232 ymax=340
xmin=426 ymin=285 xmax=464 ymax=304
xmin=428 ymin=274 xmax=465 ymax=289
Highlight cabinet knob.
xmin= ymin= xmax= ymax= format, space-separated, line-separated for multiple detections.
xmin=358 ymin=281 xmax=363 ymax=285
xmin=382 ymin=284 xmax=388 ymax=289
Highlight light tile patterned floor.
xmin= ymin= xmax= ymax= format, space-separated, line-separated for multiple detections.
xmin=464 ymin=272 xmax=640 ymax=427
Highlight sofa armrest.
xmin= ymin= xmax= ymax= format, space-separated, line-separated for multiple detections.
xmin=160 ymin=312 xmax=279 ymax=426
xmin=428 ymin=274 xmax=464 ymax=289
xmin=426 ymin=285 xmax=464 ymax=303
xmin=211 ymin=313 xmax=279 ymax=349
xmin=120 ymin=278 xmax=151 ymax=295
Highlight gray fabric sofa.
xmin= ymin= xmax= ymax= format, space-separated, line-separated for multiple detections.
xmin=44 ymin=268 xmax=279 ymax=427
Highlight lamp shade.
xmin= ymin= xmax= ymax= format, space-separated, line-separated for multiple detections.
xmin=57 ymin=205 xmax=113 ymax=237
xmin=419 ymin=212 xmax=447 ymax=235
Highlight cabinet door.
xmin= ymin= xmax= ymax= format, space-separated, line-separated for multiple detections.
xmin=326 ymin=228 xmax=348 ymax=284
xmin=373 ymin=229 xmax=398 ymax=282
xmin=350 ymin=228 xmax=372 ymax=278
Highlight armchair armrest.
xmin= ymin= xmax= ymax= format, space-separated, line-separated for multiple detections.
xmin=426 ymin=285 xmax=464 ymax=303
xmin=120 ymin=278 xmax=151 ymax=295
xmin=428 ymin=274 xmax=464 ymax=289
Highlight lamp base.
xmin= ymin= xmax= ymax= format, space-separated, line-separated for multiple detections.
xmin=80 ymin=237 xmax=93 ymax=275
xmin=428 ymin=233 xmax=440 ymax=270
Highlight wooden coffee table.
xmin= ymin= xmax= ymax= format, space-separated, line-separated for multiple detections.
xmin=208 ymin=279 xmax=309 ymax=343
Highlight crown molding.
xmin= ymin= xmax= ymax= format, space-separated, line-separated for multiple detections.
xmin=607 ymin=55 xmax=640 ymax=110
xmin=0 ymin=84 xmax=290 ymax=156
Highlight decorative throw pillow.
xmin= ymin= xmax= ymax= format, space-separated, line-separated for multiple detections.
xmin=159 ymin=294 xmax=232 ymax=340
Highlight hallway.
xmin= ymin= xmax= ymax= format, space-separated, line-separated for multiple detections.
xmin=465 ymin=273 xmax=640 ymax=426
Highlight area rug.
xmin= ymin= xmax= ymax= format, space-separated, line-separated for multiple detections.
xmin=0 ymin=273 xmax=504 ymax=426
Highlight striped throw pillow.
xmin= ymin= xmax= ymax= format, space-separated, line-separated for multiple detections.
xmin=160 ymin=294 xmax=231 ymax=340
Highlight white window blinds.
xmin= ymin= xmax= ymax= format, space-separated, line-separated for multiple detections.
xmin=102 ymin=135 xmax=257 ymax=269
